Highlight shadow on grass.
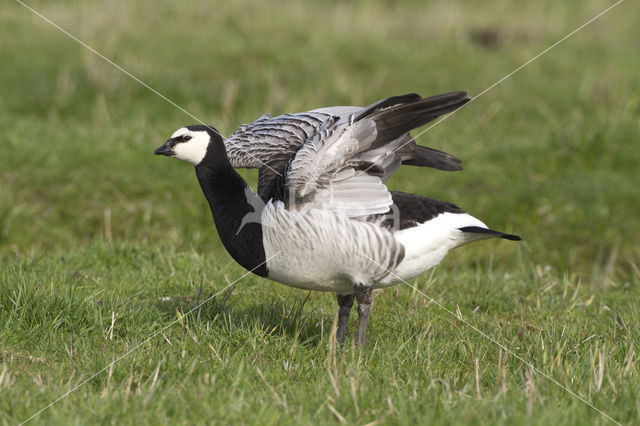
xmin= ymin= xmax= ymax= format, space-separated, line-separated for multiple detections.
xmin=151 ymin=284 xmax=326 ymax=347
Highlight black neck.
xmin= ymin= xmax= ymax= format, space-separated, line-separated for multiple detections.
xmin=194 ymin=162 xmax=267 ymax=277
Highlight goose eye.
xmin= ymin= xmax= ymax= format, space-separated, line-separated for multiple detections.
xmin=183 ymin=135 xmax=192 ymax=141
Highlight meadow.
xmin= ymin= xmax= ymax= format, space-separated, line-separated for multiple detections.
xmin=1 ymin=0 xmax=639 ymax=424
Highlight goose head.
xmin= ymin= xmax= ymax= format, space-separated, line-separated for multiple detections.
xmin=154 ymin=125 xmax=224 ymax=166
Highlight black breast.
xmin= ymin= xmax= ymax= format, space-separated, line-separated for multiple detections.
xmin=195 ymin=164 xmax=268 ymax=278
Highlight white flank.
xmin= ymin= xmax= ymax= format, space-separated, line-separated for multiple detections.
xmin=379 ymin=212 xmax=489 ymax=285
xmin=261 ymin=201 xmax=401 ymax=293
xmin=262 ymin=205 xmax=496 ymax=291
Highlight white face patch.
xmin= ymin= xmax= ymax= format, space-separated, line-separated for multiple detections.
xmin=171 ymin=128 xmax=210 ymax=166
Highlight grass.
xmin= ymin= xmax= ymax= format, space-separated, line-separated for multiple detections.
xmin=1 ymin=0 xmax=639 ymax=424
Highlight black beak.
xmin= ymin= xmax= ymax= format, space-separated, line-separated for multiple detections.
xmin=154 ymin=140 xmax=174 ymax=157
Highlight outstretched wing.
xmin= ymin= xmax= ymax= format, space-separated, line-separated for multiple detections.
xmin=283 ymin=92 xmax=470 ymax=218
xmin=284 ymin=115 xmax=392 ymax=217
xmin=224 ymin=92 xmax=467 ymax=175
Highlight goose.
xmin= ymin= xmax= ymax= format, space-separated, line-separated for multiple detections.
xmin=154 ymin=92 xmax=521 ymax=347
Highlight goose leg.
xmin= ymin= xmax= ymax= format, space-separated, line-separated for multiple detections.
xmin=336 ymin=293 xmax=354 ymax=345
xmin=354 ymin=283 xmax=373 ymax=348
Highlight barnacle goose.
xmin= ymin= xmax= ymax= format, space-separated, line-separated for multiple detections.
xmin=154 ymin=92 xmax=520 ymax=347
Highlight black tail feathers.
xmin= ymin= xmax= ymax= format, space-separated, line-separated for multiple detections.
xmin=403 ymin=145 xmax=463 ymax=171
xmin=459 ymin=226 xmax=521 ymax=241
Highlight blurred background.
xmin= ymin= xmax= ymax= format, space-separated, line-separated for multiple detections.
xmin=1 ymin=1 xmax=639 ymax=423
xmin=1 ymin=0 xmax=638 ymax=281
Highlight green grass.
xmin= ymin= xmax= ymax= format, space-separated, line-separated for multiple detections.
xmin=1 ymin=0 xmax=639 ymax=424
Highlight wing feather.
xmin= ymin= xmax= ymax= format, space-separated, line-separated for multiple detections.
xmin=283 ymin=92 xmax=469 ymax=218
xmin=223 ymin=92 xmax=469 ymax=218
